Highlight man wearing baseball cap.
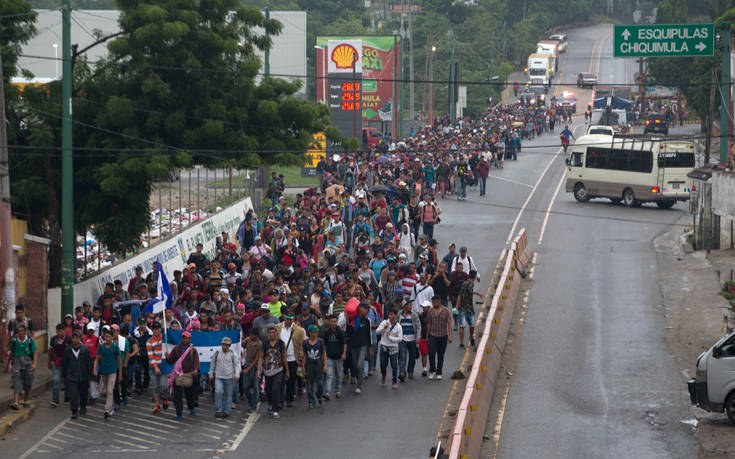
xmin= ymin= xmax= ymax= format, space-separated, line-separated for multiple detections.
xmin=165 ymin=331 xmax=200 ymax=420
xmin=253 ymin=304 xmax=279 ymax=341
xmin=209 ymin=336 xmax=240 ymax=418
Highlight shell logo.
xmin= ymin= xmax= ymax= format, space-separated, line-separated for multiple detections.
xmin=331 ymin=44 xmax=358 ymax=69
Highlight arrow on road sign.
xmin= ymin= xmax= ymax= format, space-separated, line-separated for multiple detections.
xmin=695 ymin=42 xmax=706 ymax=52
xmin=621 ymin=29 xmax=631 ymax=40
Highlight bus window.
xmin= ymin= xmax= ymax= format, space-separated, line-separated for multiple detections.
xmin=570 ymin=152 xmax=583 ymax=167
xmin=658 ymin=152 xmax=694 ymax=168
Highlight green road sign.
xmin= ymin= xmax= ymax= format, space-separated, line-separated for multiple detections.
xmin=613 ymin=23 xmax=714 ymax=58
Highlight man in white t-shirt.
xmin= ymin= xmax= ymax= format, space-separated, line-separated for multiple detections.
xmin=409 ymin=272 xmax=434 ymax=315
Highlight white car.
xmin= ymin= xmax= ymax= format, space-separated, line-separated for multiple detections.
xmin=586 ymin=125 xmax=614 ymax=136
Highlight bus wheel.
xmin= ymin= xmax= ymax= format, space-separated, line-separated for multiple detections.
xmin=656 ymin=200 xmax=675 ymax=209
xmin=622 ymin=188 xmax=637 ymax=207
xmin=573 ymin=183 xmax=590 ymax=202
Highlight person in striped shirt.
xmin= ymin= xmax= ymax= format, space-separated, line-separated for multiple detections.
xmin=398 ymin=301 xmax=421 ymax=381
xmin=401 ymin=262 xmax=419 ymax=299
xmin=147 ymin=322 xmax=168 ymax=414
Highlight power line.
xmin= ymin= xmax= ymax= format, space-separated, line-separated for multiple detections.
xmin=5 ymin=132 xmax=721 ymax=158
xmin=16 ymin=53 xmax=718 ymax=88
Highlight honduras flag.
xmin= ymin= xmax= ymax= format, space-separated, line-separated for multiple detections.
xmin=143 ymin=260 xmax=173 ymax=314
xmin=161 ymin=329 xmax=241 ymax=375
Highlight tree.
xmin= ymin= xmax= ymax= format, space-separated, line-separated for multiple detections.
xmin=9 ymin=0 xmax=338 ymax=255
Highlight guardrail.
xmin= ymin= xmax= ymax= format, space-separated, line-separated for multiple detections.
xmin=446 ymin=228 xmax=531 ymax=459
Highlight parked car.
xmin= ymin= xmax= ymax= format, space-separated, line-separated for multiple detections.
xmin=577 ymin=72 xmax=597 ymax=88
xmin=644 ymin=113 xmax=669 ymax=135
xmin=586 ymin=125 xmax=614 ymax=136
xmin=689 ymin=331 xmax=735 ymax=424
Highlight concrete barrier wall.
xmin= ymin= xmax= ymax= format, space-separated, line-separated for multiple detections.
xmin=71 ymin=197 xmax=253 ymax=305
xmin=447 ymin=228 xmax=531 ymax=459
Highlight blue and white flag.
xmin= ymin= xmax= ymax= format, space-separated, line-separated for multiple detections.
xmin=161 ymin=329 xmax=241 ymax=375
xmin=143 ymin=260 xmax=172 ymax=314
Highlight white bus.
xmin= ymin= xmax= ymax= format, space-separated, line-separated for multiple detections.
xmin=564 ymin=134 xmax=695 ymax=209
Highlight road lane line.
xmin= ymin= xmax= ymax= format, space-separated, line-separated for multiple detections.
xmin=487 ymin=174 xmax=533 ymax=188
xmin=537 ymin=124 xmax=583 ymax=245
xmin=505 ymin=147 xmax=563 ymax=244
xmin=537 ymin=170 xmax=566 ymax=245
xmin=227 ymin=412 xmax=260 ymax=451
xmin=19 ymin=417 xmax=72 ymax=459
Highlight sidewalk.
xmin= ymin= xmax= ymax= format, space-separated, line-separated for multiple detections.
xmin=654 ymin=216 xmax=735 ymax=456
xmin=0 ymin=362 xmax=53 ymax=413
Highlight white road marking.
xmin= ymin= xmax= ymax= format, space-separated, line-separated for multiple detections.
xmin=505 ymin=147 xmax=563 ymax=243
xmin=19 ymin=417 xmax=72 ymax=459
xmin=227 ymin=412 xmax=260 ymax=451
xmin=487 ymin=174 xmax=533 ymax=188
xmin=538 ymin=171 xmax=566 ymax=245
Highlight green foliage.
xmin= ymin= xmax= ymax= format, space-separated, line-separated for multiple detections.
xmin=7 ymin=0 xmax=336 ymax=253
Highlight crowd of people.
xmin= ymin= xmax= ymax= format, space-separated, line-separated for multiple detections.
xmin=6 ymin=107 xmax=570 ymax=423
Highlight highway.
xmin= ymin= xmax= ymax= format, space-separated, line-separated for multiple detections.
xmin=3 ymin=23 xmax=701 ymax=459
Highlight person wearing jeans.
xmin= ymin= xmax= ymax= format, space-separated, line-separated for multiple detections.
xmin=347 ymin=304 xmax=372 ymax=394
xmin=241 ymin=328 xmax=263 ymax=412
xmin=49 ymin=324 xmax=70 ymax=407
xmin=261 ymin=326 xmax=290 ymax=419
xmin=277 ymin=315 xmax=304 ymax=407
xmin=397 ymin=302 xmax=421 ymax=381
xmin=426 ymin=295 xmax=453 ymax=380
xmin=320 ymin=315 xmax=346 ymax=399
xmin=376 ymin=309 xmax=402 ymax=387
xmin=209 ymin=336 xmax=240 ymax=418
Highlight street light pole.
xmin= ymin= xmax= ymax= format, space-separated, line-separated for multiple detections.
xmin=428 ymin=43 xmax=435 ymax=129
xmin=61 ymin=0 xmax=74 ymax=316
xmin=720 ymin=23 xmax=731 ymax=165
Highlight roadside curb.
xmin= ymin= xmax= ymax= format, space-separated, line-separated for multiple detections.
xmin=434 ymin=230 xmax=533 ymax=458
xmin=0 ymin=400 xmax=38 ymax=437
xmin=0 ymin=374 xmax=54 ymax=415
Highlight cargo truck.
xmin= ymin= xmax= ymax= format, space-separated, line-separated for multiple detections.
xmin=526 ymin=53 xmax=553 ymax=86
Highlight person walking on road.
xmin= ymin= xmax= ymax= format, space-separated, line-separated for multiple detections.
xmin=241 ymin=327 xmax=263 ymax=412
xmin=61 ymin=330 xmax=93 ymax=419
xmin=302 ymin=324 xmax=326 ymax=408
xmin=49 ymin=323 xmax=71 ymax=407
xmin=165 ymin=331 xmax=200 ymax=420
xmin=320 ymin=314 xmax=346 ymax=400
xmin=262 ymin=326 xmax=289 ymax=419
xmin=456 ymin=270 xmax=483 ymax=348
xmin=377 ymin=309 xmax=403 ymax=389
xmin=426 ymin=296 xmax=452 ymax=380
xmin=209 ymin=336 xmax=240 ymax=418
xmin=398 ymin=301 xmax=421 ymax=381
xmin=277 ymin=313 xmax=304 ymax=407
xmin=147 ymin=322 xmax=169 ymax=414
xmin=9 ymin=323 xmax=37 ymax=410
xmin=560 ymin=125 xmax=575 ymax=153
xmin=94 ymin=326 xmax=121 ymax=418
xmin=348 ymin=303 xmax=372 ymax=394
xmin=477 ymin=156 xmax=490 ymax=196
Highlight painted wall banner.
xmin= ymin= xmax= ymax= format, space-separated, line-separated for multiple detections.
xmin=72 ymin=197 xmax=253 ymax=304
xmin=316 ymin=36 xmax=400 ymax=123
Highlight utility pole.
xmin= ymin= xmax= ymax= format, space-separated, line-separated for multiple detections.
xmin=0 ymin=49 xmax=16 ymax=328
xmin=706 ymin=65 xmax=716 ymax=164
xmin=264 ymin=5 xmax=270 ymax=77
xmin=422 ymin=42 xmax=428 ymax=115
xmin=407 ymin=0 xmax=415 ymax=123
xmin=428 ymin=37 xmax=435 ymax=129
xmin=61 ymin=0 xmax=74 ymax=316
xmin=449 ymin=33 xmax=456 ymax=123
xmin=720 ymin=23 xmax=731 ymax=165
xmin=392 ymin=32 xmax=399 ymax=139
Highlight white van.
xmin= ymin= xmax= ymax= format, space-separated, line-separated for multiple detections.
xmin=689 ymin=331 xmax=735 ymax=423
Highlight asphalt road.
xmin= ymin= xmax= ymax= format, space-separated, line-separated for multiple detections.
xmin=4 ymin=23 xmax=701 ymax=459
xmin=495 ymin=24 xmax=700 ymax=458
